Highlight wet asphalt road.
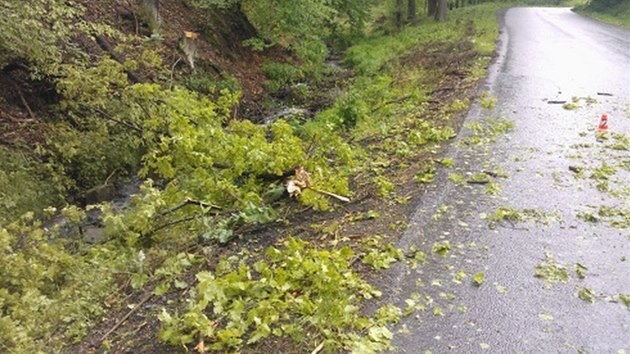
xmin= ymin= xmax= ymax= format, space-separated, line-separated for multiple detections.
xmin=384 ymin=8 xmax=630 ymax=353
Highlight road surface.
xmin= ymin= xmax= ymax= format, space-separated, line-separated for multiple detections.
xmin=383 ymin=7 xmax=630 ymax=353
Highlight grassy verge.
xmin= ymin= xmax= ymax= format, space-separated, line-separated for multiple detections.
xmin=573 ymin=1 xmax=630 ymax=29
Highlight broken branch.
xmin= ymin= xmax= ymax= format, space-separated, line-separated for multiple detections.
xmin=311 ymin=341 xmax=325 ymax=354
xmin=94 ymin=34 xmax=142 ymax=83
xmin=311 ymin=188 xmax=350 ymax=202
xmin=285 ymin=167 xmax=350 ymax=203
xmin=17 ymin=89 xmax=36 ymax=120
xmin=93 ymin=292 xmax=153 ymax=348
xmin=152 ymin=215 xmax=198 ymax=233
xmin=466 ymin=180 xmax=489 ymax=185
xmin=159 ymin=198 xmax=222 ymax=216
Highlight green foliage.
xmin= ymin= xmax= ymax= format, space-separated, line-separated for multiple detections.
xmin=46 ymin=122 xmax=142 ymax=190
xmin=261 ymin=61 xmax=304 ymax=91
xmin=373 ymin=176 xmax=395 ymax=197
xmin=485 ymin=181 xmax=501 ymax=195
xmin=587 ymin=0 xmax=624 ymax=8
xmin=483 ymin=206 xmax=559 ymax=228
xmin=192 ymin=0 xmax=239 ymax=9
xmin=416 ymin=164 xmax=437 ymax=184
xmin=58 ymin=57 xmax=130 ymax=110
xmin=152 ymin=252 xmax=200 ymax=296
xmin=0 ymin=148 xmax=64 ymax=224
xmin=195 ymin=0 xmax=375 ymax=65
xmin=562 ymin=102 xmax=579 ymax=110
xmin=575 ymin=0 xmax=630 ymax=28
xmin=575 ymin=263 xmax=588 ymax=279
xmin=451 ymin=98 xmax=470 ymax=112
xmin=0 ymin=0 xmax=81 ymax=76
xmin=241 ymin=36 xmax=272 ymax=51
xmin=480 ymin=91 xmax=497 ymax=109
xmin=407 ymin=122 xmax=456 ymax=147
xmin=119 ymin=84 xmax=334 ymax=213
xmin=432 ymin=241 xmax=451 ymax=257
xmin=47 ymin=75 xmax=358 ymax=248
xmin=337 ymin=91 xmax=369 ymax=128
xmin=597 ymin=205 xmax=630 ymax=229
xmin=362 ymin=243 xmax=404 ymax=269
xmin=332 ymin=75 xmax=395 ymax=133
xmin=534 ymin=253 xmax=569 ymax=284
xmin=243 ymin=0 xmax=372 ymax=48
xmin=100 ymin=181 xmax=167 ymax=247
xmin=609 ymin=132 xmax=630 ymax=151
xmin=461 ymin=117 xmax=514 ymax=146
xmin=0 ymin=0 xmax=121 ymax=77
xmin=0 ymin=2 xmax=510 ymax=353
xmin=448 ymin=173 xmax=466 ymax=185
xmin=472 ymin=272 xmax=485 ymax=286
xmin=577 ymin=287 xmax=596 ymax=303
xmin=182 ymin=74 xmax=242 ymax=96
xmin=158 ymin=237 xmax=391 ymax=352
xmin=199 ymin=202 xmax=276 ymax=244
xmin=590 ymin=162 xmax=616 ymax=192
xmin=0 ymin=213 xmax=135 ymax=353
xmin=344 ymin=9 xmax=498 ymax=75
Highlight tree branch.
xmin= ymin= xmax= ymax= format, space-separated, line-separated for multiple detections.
xmin=92 ymin=292 xmax=153 ymax=348
xmin=159 ymin=198 xmax=222 ymax=217
xmin=94 ymin=34 xmax=142 ymax=83
xmin=17 ymin=89 xmax=36 ymax=120
xmin=152 ymin=215 xmax=198 ymax=233
xmin=82 ymin=105 xmax=143 ymax=133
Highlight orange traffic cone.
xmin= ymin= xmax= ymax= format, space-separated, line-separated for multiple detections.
xmin=597 ymin=114 xmax=608 ymax=132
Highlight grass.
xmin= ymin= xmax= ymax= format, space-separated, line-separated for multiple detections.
xmin=574 ymin=1 xmax=630 ymax=29
xmin=345 ymin=3 xmax=503 ymax=75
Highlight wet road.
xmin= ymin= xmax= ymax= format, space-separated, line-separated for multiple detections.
xmin=384 ymin=8 xmax=630 ymax=353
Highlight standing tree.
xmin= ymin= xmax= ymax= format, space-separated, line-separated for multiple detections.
xmin=435 ymin=0 xmax=448 ymax=21
xmin=428 ymin=0 xmax=438 ymax=18
xmin=407 ymin=0 xmax=417 ymax=23
xmin=395 ymin=0 xmax=405 ymax=30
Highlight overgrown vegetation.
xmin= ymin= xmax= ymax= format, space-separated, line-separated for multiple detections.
xmin=0 ymin=0 xmax=518 ymax=352
xmin=574 ymin=0 xmax=630 ymax=29
xmin=194 ymin=0 xmax=375 ymax=68
xmin=159 ymin=238 xmax=396 ymax=352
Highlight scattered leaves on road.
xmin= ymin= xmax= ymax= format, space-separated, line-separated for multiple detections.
xmin=577 ymin=287 xmax=596 ymax=303
xmin=535 ymin=253 xmax=569 ymax=284
xmin=575 ymin=263 xmax=588 ymax=279
xmin=472 ymin=272 xmax=485 ymax=286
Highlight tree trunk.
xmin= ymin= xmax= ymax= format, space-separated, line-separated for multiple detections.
xmin=435 ymin=0 xmax=448 ymax=21
xmin=407 ymin=0 xmax=417 ymax=23
xmin=396 ymin=0 xmax=405 ymax=30
xmin=428 ymin=0 xmax=438 ymax=18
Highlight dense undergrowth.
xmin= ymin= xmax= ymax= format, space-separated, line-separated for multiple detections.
xmin=574 ymin=0 xmax=630 ymax=28
xmin=1 ymin=0 xmax=603 ymax=352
